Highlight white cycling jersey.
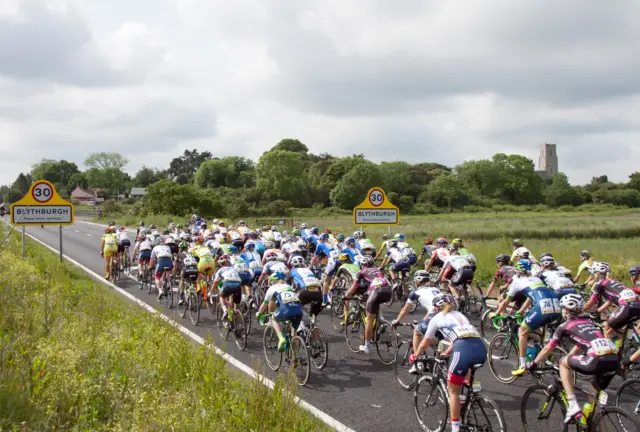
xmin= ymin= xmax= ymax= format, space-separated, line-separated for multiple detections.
xmin=539 ymin=270 xmax=574 ymax=291
xmin=407 ymin=287 xmax=442 ymax=312
xmin=425 ymin=311 xmax=480 ymax=342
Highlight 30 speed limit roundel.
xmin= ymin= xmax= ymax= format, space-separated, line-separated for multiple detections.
xmin=368 ymin=188 xmax=384 ymax=207
xmin=31 ymin=181 xmax=53 ymax=203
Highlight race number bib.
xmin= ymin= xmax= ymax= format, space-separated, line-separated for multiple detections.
xmin=558 ymin=278 xmax=573 ymax=289
xmin=539 ymin=298 xmax=560 ymax=314
xmin=370 ymin=277 xmax=388 ymax=290
xmin=234 ymin=262 xmax=249 ymax=273
xmin=184 ymin=256 xmax=197 ymax=266
xmin=454 ymin=325 xmax=480 ymax=339
xmin=280 ymin=290 xmax=299 ymax=304
xmin=249 ymin=261 xmax=261 ymax=270
xmin=304 ymin=277 xmax=320 ymax=287
xmin=105 ymin=237 xmax=116 ymax=245
xmin=222 ymin=269 xmax=241 ymax=282
xmin=590 ymin=338 xmax=617 ymax=356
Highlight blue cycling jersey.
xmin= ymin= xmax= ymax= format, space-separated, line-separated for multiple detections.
xmin=315 ymin=242 xmax=337 ymax=258
xmin=342 ymin=247 xmax=360 ymax=262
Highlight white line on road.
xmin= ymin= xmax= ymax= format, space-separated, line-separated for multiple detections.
xmin=18 ymin=229 xmax=356 ymax=432
xmin=64 ymin=227 xmax=70 ymax=230
xmin=74 ymin=230 xmax=80 ymax=232
xmin=86 ymin=233 xmax=92 ymax=237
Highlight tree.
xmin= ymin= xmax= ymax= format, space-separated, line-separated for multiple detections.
xmin=256 ymin=150 xmax=308 ymax=205
xmin=31 ymin=159 xmax=80 ymax=193
xmin=167 ymin=149 xmax=213 ymax=184
xmin=194 ymin=157 xmax=255 ymax=189
xmin=86 ymin=167 xmax=129 ymax=195
xmin=7 ymin=188 xmax=24 ymax=203
xmin=68 ymin=172 xmax=88 ymax=190
xmin=421 ymin=173 xmax=469 ymax=208
xmin=491 ymin=153 xmax=542 ymax=204
xmin=380 ymin=161 xmax=412 ymax=196
xmin=320 ymin=155 xmax=367 ymax=190
xmin=144 ymin=180 xmax=224 ymax=216
xmin=546 ymin=173 xmax=578 ymax=207
xmin=12 ymin=173 xmax=31 ymax=194
xmin=85 ymin=152 xmax=129 ymax=170
xmin=270 ymin=138 xmax=308 ymax=154
xmin=330 ymin=161 xmax=383 ymax=209
xmin=455 ymin=159 xmax=502 ymax=198
xmin=133 ymin=167 xmax=165 ymax=187
xmin=628 ymin=172 xmax=640 ymax=191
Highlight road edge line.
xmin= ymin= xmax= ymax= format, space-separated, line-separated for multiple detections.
xmin=17 ymin=227 xmax=356 ymax=432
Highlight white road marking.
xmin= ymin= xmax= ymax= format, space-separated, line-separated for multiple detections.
xmin=18 ymin=228 xmax=356 ymax=432
xmin=86 ymin=233 xmax=92 ymax=237
xmin=74 ymin=230 xmax=80 ymax=233
xmin=64 ymin=227 xmax=70 ymax=230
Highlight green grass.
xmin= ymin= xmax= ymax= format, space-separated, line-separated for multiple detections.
xmin=0 ymin=227 xmax=330 ymax=432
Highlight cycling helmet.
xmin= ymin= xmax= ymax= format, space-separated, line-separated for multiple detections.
xmin=290 ymin=256 xmax=305 ymax=267
xmin=179 ymin=241 xmax=188 ymax=249
xmin=447 ymin=244 xmax=459 ymax=252
xmin=512 ymin=238 xmax=522 ymax=247
xmin=394 ymin=233 xmax=405 ymax=241
xmin=117 ymin=226 xmax=125 ymax=231
xmin=452 ymin=238 xmax=462 ymax=245
xmin=311 ymin=227 xmax=318 ymax=235
xmin=345 ymin=236 xmax=355 ymax=245
xmin=324 ymin=229 xmax=332 ymax=234
xmin=149 ymin=224 xmax=156 ymax=229
xmin=163 ymin=229 xmax=170 ymax=235
xmin=559 ymin=293 xmax=584 ymax=311
xmin=272 ymin=270 xmax=287 ymax=281
xmin=425 ymin=237 xmax=433 ymax=245
xmin=414 ymin=270 xmax=430 ymax=283
xmin=361 ymin=243 xmax=376 ymax=255
xmin=387 ymin=239 xmax=399 ymax=249
xmin=353 ymin=231 xmax=360 ymax=239
xmin=265 ymin=251 xmax=278 ymax=262
xmin=168 ymin=222 xmax=175 ymax=228
xmin=359 ymin=231 xmax=366 ymax=238
xmin=539 ymin=252 xmax=553 ymax=260
xmin=176 ymin=223 xmax=183 ymax=229
xmin=228 ymin=245 xmax=239 ymax=254
xmin=238 ymin=220 xmax=245 ymax=226
xmin=620 ymin=289 xmax=638 ymax=303
xmin=152 ymin=230 xmax=160 ymax=237
xmin=319 ymin=233 xmax=330 ymax=241
xmin=593 ymin=262 xmax=610 ymax=275
xmin=213 ymin=218 xmax=219 ymax=224
xmin=540 ymin=256 xmax=555 ymax=266
xmin=301 ymin=223 xmax=308 ymax=229
xmin=270 ymin=225 xmax=277 ymax=231
xmin=108 ymin=221 xmax=115 ymax=226
xmin=432 ymin=293 xmax=454 ymax=309
xmin=104 ymin=228 xmax=112 ymax=234
xmin=244 ymin=241 xmax=255 ymax=249
xmin=139 ymin=221 xmax=145 ymax=227
xmin=436 ymin=237 xmax=448 ymax=246
xmin=579 ymin=249 xmax=592 ymax=259
xmin=382 ymin=233 xmax=389 ymax=240
xmin=338 ymin=253 xmax=351 ymax=263
xmin=629 ymin=265 xmax=640 ymax=276
xmin=336 ymin=234 xmax=345 ymax=242
xmin=138 ymin=234 xmax=146 ymax=241
xmin=360 ymin=255 xmax=374 ymax=267
xmin=194 ymin=236 xmax=204 ymax=245
xmin=276 ymin=253 xmax=287 ymax=262
xmin=518 ymin=259 xmax=532 ymax=271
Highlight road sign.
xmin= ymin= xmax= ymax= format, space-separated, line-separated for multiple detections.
xmin=353 ymin=187 xmax=400 ymax=226
xmin=10 ymin=180 xmax=75 ymax=226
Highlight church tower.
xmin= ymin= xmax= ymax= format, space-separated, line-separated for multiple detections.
xmin=538 ymin=143 xmax=558 ymax=179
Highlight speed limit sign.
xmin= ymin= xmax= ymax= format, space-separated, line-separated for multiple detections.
xmin=31 ymin=181 xmax=53 ymax=203
xmin=368 ymin=188 xmax=384 ymax=207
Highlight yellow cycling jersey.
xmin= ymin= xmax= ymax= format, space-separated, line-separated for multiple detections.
xmin=194 ymin=245 xmax=213 ymax=259
xmin=102 ymin=234 xmax=118 ymax=246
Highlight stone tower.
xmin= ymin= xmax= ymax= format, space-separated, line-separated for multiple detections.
xmin=538 ymin=143 xmax=558 ymax=178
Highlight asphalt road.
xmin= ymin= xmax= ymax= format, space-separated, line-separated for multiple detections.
xmin=19 ymin=221 xmax=628 ymax=432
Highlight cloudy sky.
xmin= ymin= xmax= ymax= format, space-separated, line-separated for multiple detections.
xmin=2 ymin=0 xmax=639 ymax=186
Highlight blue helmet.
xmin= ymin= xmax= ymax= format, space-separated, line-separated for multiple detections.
xmin=345 ymin=236 xmax=356 ymax=245
xmin=311 ymin=227 xmax=319 ymax=235
xmin=319 ymin=233 xmax=330 ymax=241
xmin=394 ymin=233 xmax=405 ymax=241
xmin=195 ymin=221 xmax=202 ymax=227
xmin=228 ymin=245 xmax=239 ymax=254
xmin=273 ymin=271 xmax=287 ymax=280
xmin=517 ymin=259 xmax=532 ymax=271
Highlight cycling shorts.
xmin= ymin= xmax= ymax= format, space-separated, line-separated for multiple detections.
xmin=168 ymin=244 xmax=178 ymax=255
xmin=117 ymin=239 xmax=131 ymax=253
xmin=554 ymin=287 xmax=577 ymax=300
xmin=155 ymin=258 xmax=173 ymax=278
xmin=608 ymin=302 xmax=640 ymax=330
xmin=392 ymin=260 xmax=411 ymax=273
xmin=298 ymin=290 xmax=323 ymax=317
xmin=274 ymin=302 xmax=303 ymax=330
xmin=220 ymin=280 xmax=242 ymax=304
xmin=408 ymin=254 xmax=418 ymax=265
xmin=252 ymin=268 xmax=262 ymax=279
xmin=450 ymin=267 xmax=474 ymax=287
xmin=103 ymin=245 xmax=117 ymax=258
xmin=366 ymin=287 xmax=392 ymax=315
xmin=231 ymin=238 xmax=244 ymax=249
xmin=567 ymin=353 xmax=618 ymax=390
xmin=448 ymin=338 xmax=487 ymax=385
xmin=238 ymin=272 xmax=252 ymax=285
xmin=324 ymin=257 xmax=342 ymax=277
xmin=181 ymin=269 xmax=198 ymax=282
xmin=416 ymin=317 xmax=436 ymax=336
xmin=139 ymin=250 xmax=152 ymax=261
xmin=197 ymin=258 xmax=215 ymax=276
xmin=523 ymin=305 xmax=561 ymax=331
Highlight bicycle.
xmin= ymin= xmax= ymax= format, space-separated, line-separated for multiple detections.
xmin=187 ymin=275 xmax=216 ymax=326
xmin=343 ymin=295 xmax=398 ymax=365
xmin=122 ymin=246 xmax=131 ymax=275
xmin=616 ymin=377 xmax=640 ymax=425
xmin=109 ymin=256 xmax=119 ymax=283
xmin=414 ymin=354 xmax=506 ymax=432
xmin=393 ymin=321 xmax=420 ymax=390
xmin=159 ymin=266 xmax=174 ymax=308
xmin=383 ymin=266 xmax=410 ymax=307
xmin=178 ymin=275 xmax=197 ymax=320
xmin=487 ymin=314 xmax=570 ymax=384
xmin=521 ymin=365 xmax=640 ymax=432
xmin=216 ymin=294 xmax=247 ymax=351
xmin=138 ymin=264 xmax=152 ymax=293
xmin=260 ymin=313 xmax=311 ymax=386
xmin=297 ymin=316 xmax=329 ymax=370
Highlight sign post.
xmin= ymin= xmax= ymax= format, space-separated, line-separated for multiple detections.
xmin=10 ymin=180 xmax=75 ymax=260
xmin=353 ymin=187 xmax=400 ymax=228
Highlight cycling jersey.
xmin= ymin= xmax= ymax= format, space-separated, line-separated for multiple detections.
xmin=231 ymin=257 xmax=253 ymax=285
xmin=241 ymin=251 xmax=262 ymax=271
xmin=214 ymin=266 xmax=242 ymax=283
xmin=511 ymin=246 xmax=533 ymax=262
xmin=265 ymin=283 xmax=303 ymax=328
xmin=116 ymin=231 xmax=130 ymax=243
xmin=151 ymin=245 xmax=173 ymax=260
xmin=216 ymin=266 xmax=242 ymax=303
xmin=538 ymin=270 xmax=575 ymax=291
xmin=407 ymin=287 xmax=442 ymax=313
xmin=315 ymin=242 xmax=337 ymax=259
xmin=291 ymin=267 xmax=321 ymax=289
xmin=507 ymin=276 xmax=561 ymax=329
xmin=263 ymin=261 xmax=289 ymax=276
xmin=138 ymin=240 xmax=153 ymax=251
xmin=102 ymin=233 xmax=118 ymax=247
xmin=591 ymin=278 xmax=628 ymax=306
xmin=458 ymin=247 xmax=476 ymax=263
xmin=493 ymin=266 xmax=517 ymax=284
xmin=421 ymin=244 xmax=438 ymax=257
xmin=424 ymin=311 xmax=480 ymax=342
xmin=354 ymin=267 xmax=389 ymax=291
xmin=342 ymin=247 xmax=361 ymax=263
xmin=443 ymin=255 xmax=471 ymax=272
xmin=549 ymin=317 xmax=617 ymax=357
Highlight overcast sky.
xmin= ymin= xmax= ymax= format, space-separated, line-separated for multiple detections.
xmin=2 ymin=0 xmax=639 ymax=186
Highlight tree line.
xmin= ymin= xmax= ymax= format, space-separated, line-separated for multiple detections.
xmin=3 ymin=139 xmax=640 ymax=217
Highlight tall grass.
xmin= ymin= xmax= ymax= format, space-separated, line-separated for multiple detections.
xmin=0 ymin=229 xmax=329 ymax=431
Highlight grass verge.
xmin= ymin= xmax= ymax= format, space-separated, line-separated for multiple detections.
xmin=0 ymin=227 xmax=330 ymax=431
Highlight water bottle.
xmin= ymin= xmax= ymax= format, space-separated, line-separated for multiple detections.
xmin=580 ymin=402 xmax=594 ymax=425
xmin=525 ymin=341 xmax=536 ymax=361
xmin=459 ymin=394 xmax=466 ymax=407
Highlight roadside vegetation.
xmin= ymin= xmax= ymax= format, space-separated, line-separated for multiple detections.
xmin=0 ymin=228 xmax=329 ymax=431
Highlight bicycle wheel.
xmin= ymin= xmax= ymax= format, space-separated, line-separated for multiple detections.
xmin=164 ymin=279 xmax=173 ymax=309
xmin=384 ymin=287 xmax=395 ymax=307
xmin=308 ymin=325 xmax=329 ymax=370
xmin=216 ymin=303 xmax=229 ymax=340
xmin=232 ymin=310 xmax=247 ymax=351
xmin=615 ymin=378 xmax=640 ymax=422
xmin=147 ymin=274 xmax=154 ymax=295
xmin=464 ymin=393 xmax=506 ymax=432
xmin=375 ymin=320 xmax=398 ymax=366
xmin=188 ymin=292 xmax=200 ymax=326
xmin=344 ymin=311 xmax=364 ymax=353
xmin=263 ymin=325 xmax=282 ymax=371
xmin=330 ymin=294 xmax=345 ymax=332
xmin=464 ymin=294 xmax=484 ymax=318
xmin=592 ymin=406 xmax=640 ymax=432
xmin=487 ymin=333 xmax=519 ymax=384
xmin=414 ymin=374 xmax=448 ymax=432
xmin=138 ymin=271 xmax=144 ymax=290
xmin=289 ymin=335 xmax=311 ymax=386
xmin=238 ymin=300 xmax=252 ymax=335
xmin=479 ymin=310 xmax=502 ymax=344
xmin=178 ymin=286 xmax=187 ymax=318
xmin=520 ymin=384 xmax=567 ymax=432
xmin=395 ymin=340 xmax=417 ymax=391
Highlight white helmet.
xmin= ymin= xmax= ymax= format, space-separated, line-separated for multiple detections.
xmin=432 ymin=293 xmax=454 ymax=309
xmin=559 ymin=293 xmax=584 ymax=311
xmin=290 ymin=256 xmax=305 ymax=267
xmin=414 ymin=270 xmax=430 ymax=283
xmin=301 ymin=223 xmax=308 ymax=229
xmin=593 ymin=262 xmax=610 ymax=275
xmin=620 ymin=289 xmax=638 ymax=303
xmin=271 ymin=225 xmax=277 ymax=231
xmin=353 ymin=231 xmax=360 ymax=239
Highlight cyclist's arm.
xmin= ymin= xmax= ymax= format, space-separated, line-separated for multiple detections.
xmin=100 ymin=239 xmax=105 ymax=253
xmin=597 ymin=299 xmax=612 ymax=314
xmin=380 ymin=255 xmax=389 ymax=268
xmin=436 ymin=263 xmax=448 ymax=282
xmin=424 ymin=253 xmax=436 ymax=270
xmin=517 ymin=298 xmax=532 ymax=316
xmin=394 ymin=301 xmax=413 ymax=323
xmin=495 ymin=295 xmax=512 ymax=315
xmin=345 ymin=280 xmax=359 ymax=298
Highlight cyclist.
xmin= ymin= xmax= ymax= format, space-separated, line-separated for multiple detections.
xmin=392 ymin=270 xmax=441 ymax=371
xmin=164 ymin=232 xmax=177 ymax=257
xmin=536 ymin=255 xmax=577 ymax=300
xmin=115 ymin=226 xmax=131 ymax=269
xmin=417 ymin=237 xmax=436 ymax=265
xmin=100 ymin=226 xmax=118 ymax=279
xmin=136 ymin=221 xmax=145 ymax=236
xmin=451 ymin=238 xmax=476 ymax=270
xmin=574 ymin=249 xmax=596 ymax=285
xmin=491 ymin=261 xmax=562 ymax=377
xmin=177 ymin=243 xmax=198 ymax=305
xmin=341 ymin=237 xmax=362 ymax=263
xmin=379 ymin=239 xmax=410 ymax=291
xmin=311 ymin=233 xmax=340 ymax=306
xmin=510 ymin=239 xmax=537 ymax=265
xmin=424 ymin=237 xmax=449 ymax=271
xmin=241 ymin=241 xmax=263 ymax=282
xmin=484 ymin=254 xmax=517 ymax=301
xmin=605 ymin=288 xmax=640 ymax=343
xmin=150 ymin=238 xmax=174 ymax=301
xmin=257 ymin=271 xmax=304 ymax=351
xmin=374 ymin=233 xmax=390 ymax=261
xmin=630 ymin=265 xmax=640 ymax=292
xmin=213 ymin=255 xmax=243 ymax=323
xmin=436 ymin=244 xmax=474 ymax=300
xmin=192 ymin=236 xmax=216 ymax=296
xmin=257 ymin=250 xmax=290 ymax=288
xmin=133 ymin=233 xmax=153 ymax=279
xmin=413 ymin=293 xmax=486 ymax=432
xmin=528 ymin=294 xmax=619 ymax=424
xmin=290 ymin=256 xmax=323 ymax=323
xmin=583 ymin=262 xmax=628 ymax=316
xmin=229 ymin=245 xmax=254 ymax=304
xmin=344 ymin=255 xmax=392 ymax=354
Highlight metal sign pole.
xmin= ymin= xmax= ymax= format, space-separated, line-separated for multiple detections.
xmin=59 ymin=225 xmax=63 ymax=262
xmin=21 ymin=226 xmax=25 ymax=258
